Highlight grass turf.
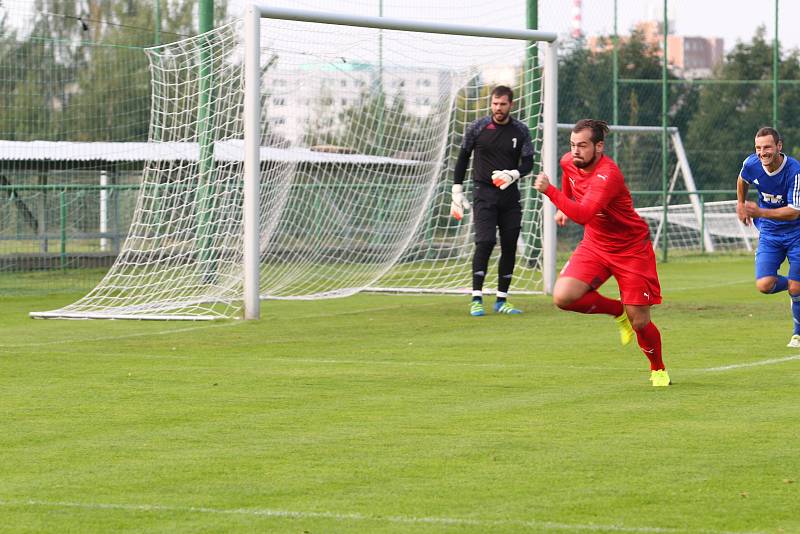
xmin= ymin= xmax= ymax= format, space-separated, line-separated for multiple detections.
xmin=1 ymin=255 xmax=799 ymax=533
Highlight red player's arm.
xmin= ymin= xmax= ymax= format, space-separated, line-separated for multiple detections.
xmin=543 ymin=176 xmax=617 ymax=225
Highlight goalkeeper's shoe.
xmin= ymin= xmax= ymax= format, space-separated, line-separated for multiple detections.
xmin=614 ymin=310 xmax=635 ymax=346
xmin=470 ymin=301 xmax=485 ymax=317
xmin=493 ymin=301 xmax=522 ymax=314
xmin=788 ymin=334 xmax=800 ymax=348
xmin=649 ymin=369 xmax=671 ymax=387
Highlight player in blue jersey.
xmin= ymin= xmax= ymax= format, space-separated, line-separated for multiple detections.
xmin=449 ymin=85 xmax=534 ymax=316
xmin=737 ymin=126 xmax=800 ymax=347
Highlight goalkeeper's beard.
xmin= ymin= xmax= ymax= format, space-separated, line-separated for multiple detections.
xmin=493 ymin=110 xmax=509 ymax=124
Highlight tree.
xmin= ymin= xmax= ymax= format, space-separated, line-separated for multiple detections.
xmin=557 ymin=30 xmax=699 ymax=193
xmin=557 ymin=29 xmax=697 ymax=127
xmin=0 ymin=10 xmax=22 ymax=138
xmin=685 ymin=27 xmax=800 ymax=190
xmin=0 ymin=0 xmax=230 ymax=142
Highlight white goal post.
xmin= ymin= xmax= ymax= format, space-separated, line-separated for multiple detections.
xmin=242 ymin=5 xmax=559 ymax=319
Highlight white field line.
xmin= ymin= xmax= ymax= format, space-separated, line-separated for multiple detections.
xmin=265 ymin=299 xmax=451 ymax=320
xmin=0 ymin=499 xmax=764 ymax=534
xmin=702 ymin=354 xmax=800 ymax=372
xmin=263 ymin=358 xmax=636 ymax=372
xmin=3 ymin=301 xmax=449 ymax=350
xmin=0 ymin=344 xmax=637 ymax=371
xmin=0 ymin=320 xmax=244 ymax=348
xmin=665 ymin=278 xmax=751 ymax=292
xmin=0 ymin=342 xmax=639 ymax=371
xmin=273 ymin=357 xmax=528 ymax=368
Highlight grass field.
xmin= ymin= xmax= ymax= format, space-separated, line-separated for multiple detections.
xmin=1 ymin=255 xmax=799 ymax=533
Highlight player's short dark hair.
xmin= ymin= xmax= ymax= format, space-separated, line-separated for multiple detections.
xmin=573 ymin=119 xmax=610 ymax=144
xmin=491 ymin=85 xmax=514 ymax=102
xmin=755 ymin=126 xmax=781 ymax=145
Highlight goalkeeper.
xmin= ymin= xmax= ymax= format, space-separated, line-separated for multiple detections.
xmin=450 ymin=85 xmax=534 ymax=316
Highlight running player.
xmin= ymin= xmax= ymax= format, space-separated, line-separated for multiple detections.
xmin=737 ymin=126 xmax=800 ymax=347
xmin=533 ymin=119 xmax=670 ymax=387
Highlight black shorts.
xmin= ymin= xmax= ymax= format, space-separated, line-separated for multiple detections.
xmin=472 ymin=183 xmax=522 ymax=243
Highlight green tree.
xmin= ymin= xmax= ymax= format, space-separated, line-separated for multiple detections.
xmin=557 ymin=31 xmax=699 ymax=193
xmin=557 ymin=29 xmax=691 ymax=127
xmin=685 ymin=27 xmax=800 ymax=190
xmin=1 ymin=0 xmax=229 ymax=142
xmin=0 ymin=10 xmax=22 ymax=138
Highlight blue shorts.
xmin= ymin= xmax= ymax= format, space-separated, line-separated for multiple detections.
xmin=755 ymin=231 xmax=800 ymax=280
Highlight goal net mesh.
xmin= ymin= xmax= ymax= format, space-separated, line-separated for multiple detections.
xmin=33 ymin=16 xmax=547 ymax=319
xmin=637 ymin=200 xmax=758 ymax=252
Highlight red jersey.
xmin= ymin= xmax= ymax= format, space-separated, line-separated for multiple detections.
xmin=544 ymin=153 xmax=650 ymax=251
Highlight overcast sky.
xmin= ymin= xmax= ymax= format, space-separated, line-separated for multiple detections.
xmin=227 ymin=0 xmax=799 ymax=54
xmin=579 ymin=0 xmax=796 ymax=53
xmin=4 ymin=1 xmax=796 ymax=55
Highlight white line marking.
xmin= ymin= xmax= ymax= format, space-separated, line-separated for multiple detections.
xmin=0 ymin=499 xmax=763 ymax=534
xmin=666 ymin=279 xmax=751 ymax=292
xmin=703 ymin=354 xmax=800 ymax=372
xmin=0 ymin=345 xmax=638 ymax=372
xmin=269 ymin=358 xmax=635 ymax=372
xmin=269 ymin=299 xmax=453 ymax=320
xmin=0 ymin=321 xmax=244 ymax=348
xmin=277 ymin=357 xmax=525 ymax=368
xmin=4 ymin=301 xmax=449 ymax=350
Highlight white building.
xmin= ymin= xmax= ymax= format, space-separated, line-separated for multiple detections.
xmin=263 ymin=62 xmax=450 ymax=147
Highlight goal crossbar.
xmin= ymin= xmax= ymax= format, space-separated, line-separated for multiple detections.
xmin=243 ymin=4 xmax=560 ymax=319
xmin=250 ymin=4 xmax=558 ymax=42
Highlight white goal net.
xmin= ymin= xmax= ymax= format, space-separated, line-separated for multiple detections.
xmin=637 ymin=200 xmax=759 ymax=253
xmin=32 ymin=8 xmax=556 ymax=320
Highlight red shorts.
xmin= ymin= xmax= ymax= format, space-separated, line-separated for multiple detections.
xmin=560 ymin=239 xmax=662 ymax=306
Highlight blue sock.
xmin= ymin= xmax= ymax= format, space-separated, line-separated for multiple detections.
xmin=791 ymin=292 xmax=800 ymax=335
xmin=770 ymin=275 xmax=789 ymax=293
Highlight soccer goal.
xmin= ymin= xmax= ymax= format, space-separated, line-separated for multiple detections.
xmin=31 ymin=5 xmax=558 ymax=320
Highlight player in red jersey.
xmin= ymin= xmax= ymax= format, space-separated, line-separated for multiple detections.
xmin=533 ymin=119 xmax=670 ymax=387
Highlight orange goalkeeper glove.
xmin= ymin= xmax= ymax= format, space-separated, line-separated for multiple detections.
xmin=491 ymin=169 xmax=520 ymax=190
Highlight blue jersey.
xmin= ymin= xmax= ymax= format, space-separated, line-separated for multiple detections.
xmin=740 ymin=153 xmax=800 ymax=236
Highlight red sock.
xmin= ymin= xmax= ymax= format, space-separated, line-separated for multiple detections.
xmin=562 ymin=290 xmax=624 ymax=317
xmin=635 ymin=321 xmax=665 ymax=371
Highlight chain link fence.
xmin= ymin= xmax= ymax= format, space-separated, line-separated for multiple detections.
xmin=0 ymin=0 xmax=795 ymax=292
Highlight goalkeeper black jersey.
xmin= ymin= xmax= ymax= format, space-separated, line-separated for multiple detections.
xmin=459 ymin=116 xmax=534 ymax=186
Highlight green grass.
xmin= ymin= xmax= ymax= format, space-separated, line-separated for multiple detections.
xmin=1 ymin=255 xmax=799 ymax=533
